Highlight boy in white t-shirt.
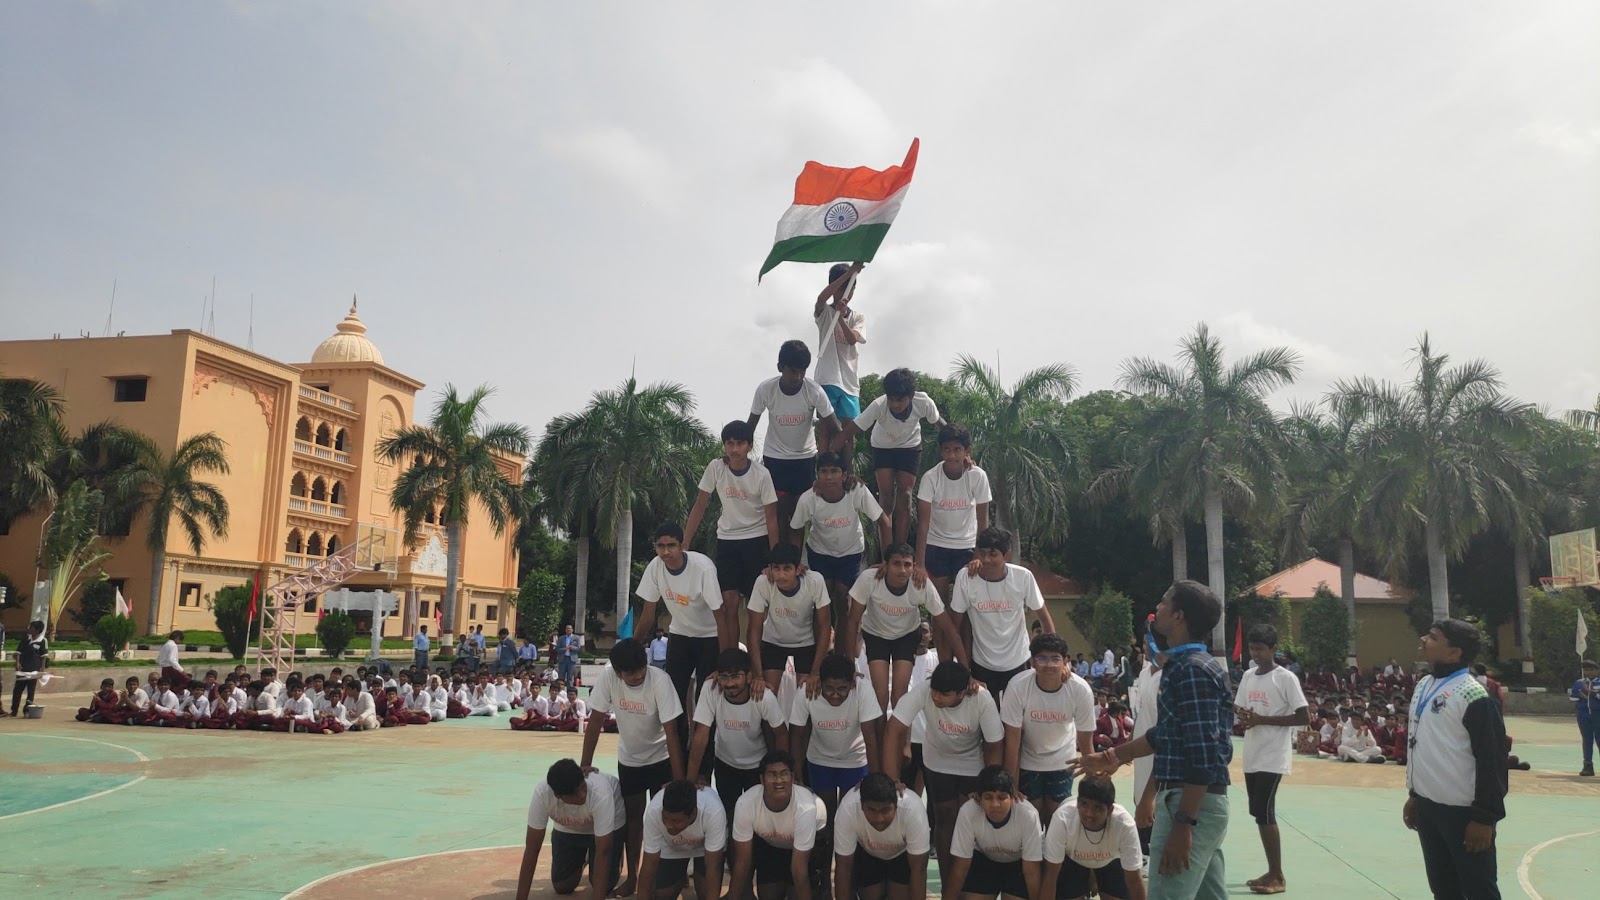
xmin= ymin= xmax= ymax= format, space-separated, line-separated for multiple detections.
xmin=791 ymin=652 xmax=883 ymax=857
xmin=687 ymin=648 xmax=789 ymax=821
xmin=1042 ymin=777 xmax=1146 ymax=900
xmin=914 ymin=423 xmax=991 ymax=602
xmin=1232 ymin=624 xmax=1310 ymax=895
xmin=638 ymin=780 xmax=726 ymax=900
xmin=749 ymin=340 xmax=840 ymax=546
xmin=832 ymin=367 xmax=945 ymax=546
xmin=748 ymin=543 xmax=832 ymax=693
xmin=814 ymin=261 xmax=866 ymax=452
xmin=842 ymin=543 xmax=967 ymax=717
xmin=945 ymin=766 xmax=1044 ymax=900
xmin=729 ymin=751 xmax=829 ymax=900
xmin=790 ymin=451 xmax=891 ymax=624
xmin=833 ymin=774 xmax=931 ymax=900
xmin=949 ymin=526 xmax=1054 ymax=697
xmin=582 ymin=638 xmax=687 ymax=896
xmin=683 ymin=419 xmax=779 ymax=618
xmin=516 ymin=759 xmax=627 ymax=900
xmin=635 ymin=522 xmax=734 ymax=752
xmin=1001 ymin=633 xmax=1095 ymax=821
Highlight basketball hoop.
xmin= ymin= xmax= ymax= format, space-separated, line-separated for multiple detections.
xmin=1539 ymin=576 xmax=1577 ymax=595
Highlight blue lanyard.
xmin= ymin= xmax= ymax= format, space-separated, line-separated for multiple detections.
xmin=1412 ymin=670 xmax=1470 ymax=723
xmin=1164 ymin=642 xmax=1209 ymax=657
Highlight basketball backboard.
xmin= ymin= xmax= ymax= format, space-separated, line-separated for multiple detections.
xmin=1549 ymin=527 xmax=1599 ymax=587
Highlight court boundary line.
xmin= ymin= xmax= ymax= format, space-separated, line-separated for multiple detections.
xmin=282 ymin=844 xmax=520 ymax=898
xmin=0 ymin=733 xmax=150 ymax=822
xmin=1516 ymin=828 xmax=1598 ymax=900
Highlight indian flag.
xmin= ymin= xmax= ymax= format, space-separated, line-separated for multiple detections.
xmin=759 ymin=138 xmax=920 ymax=279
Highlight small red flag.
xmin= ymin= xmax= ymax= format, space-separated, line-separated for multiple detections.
xmin=246 ymin=572 xmax=260 ymax=623
xmin=1231 ymin=615 xmax=1244 ymax=662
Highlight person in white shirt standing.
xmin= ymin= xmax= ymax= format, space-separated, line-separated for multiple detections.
xmin=749 ymin=340 xmax=840 ymax=547
xmin=842 ymin=543 xmax=966 ymax=717
xmin=813 ymin=261 xmax=866 ymax=453
xmin=1129 ymin=641 xmax=1164 ymax=861
xmin=1001 ymin=633 xmax=1095 ymax=821
xmin=638 ymin=780 xmax=727 ymax=900
xmin=158 ymin=630 xmax=190 ymax=691
xmin=516 ymin=759 xmax=627 ymax=900
xmin=1231 ymin=624 xmax=1310 ymax=896
xmin=650 ymin=630 xmax=670 ymax=669
xmin=687 ymin=647 xmax=789 ymax=821
xmin=944 ymin=766 xmax=1043 ymax=900
xmin=949 ymin=527 xmax=1054 ymax=697
xmin=789 ymin=451 xmax=891 ymax=626
xmin=748 ymin=543 xmax=832 ymax=693
xmin=833 ymin=773 xmax=930 ymax=900
xmin=683 ymin=419 xmax=779 ymax=621
xmin=914 ymin=424 xmax=991 ymax=603
xmin=832 ymin=367 xmax=946 ymax=547
xmin=1043 ymin=777 xmax=1147 ymax=900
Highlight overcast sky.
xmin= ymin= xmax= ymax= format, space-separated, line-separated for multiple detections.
xmin=3 ymin=1 xmax=1597 ymax=445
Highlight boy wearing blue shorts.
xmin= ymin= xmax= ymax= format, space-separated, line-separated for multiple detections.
xmin=915 ymin=423 xmax=991 ymax=603
xmin=833 ymin=367 xmax=945 ymax=546
xmin=814 ymin=261 xmax=866 ymax=451
xmin=750 ymin=340 xmax=839 ymax=547
xmin=790 ymin=451 xmax=891 ymax=629
xmin=792 ymin=654 xmax=883 ymax=819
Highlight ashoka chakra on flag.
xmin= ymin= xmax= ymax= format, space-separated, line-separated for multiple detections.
xmin=759 ymin=138 xmax=920 ymax=279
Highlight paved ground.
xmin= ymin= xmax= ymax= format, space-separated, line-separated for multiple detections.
xmin=0 ymin=694 xmax=1594 ymax=899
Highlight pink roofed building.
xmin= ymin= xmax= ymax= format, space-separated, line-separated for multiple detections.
xmin=1243 ymin=558 xmax=1420 ymax=670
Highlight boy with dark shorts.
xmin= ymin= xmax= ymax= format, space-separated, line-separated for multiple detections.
xmin=833 ymin=773 xmax=931 ymax=900
xmin=946 ymin=766 xmax=1044 ymax=900
xmin=950 ymin=526 xmax=1054 ymax=697
xmin=843 ymin=543 xmax=966 ymax=716
xmin=748 ymin=543 xmax=831 ymax=693
xmin=749 ymin=340 xmax=839 ymax=547
xmin=517 ymin=759 xmax=627 ymax=900
xmin=635 ymin=522 xmax=735 ymax=750
xmin=729 ymin=751 xmax=828 ymax=900
xmin=1233 ymin=624 xmax=1310 ymax=895
xmin=833 ymin=367 xmax=945 ymax=545
xmin=687 ymin=648 xmax=788 ymax=818
xmin=1002 ymin=633 xmax=1095 ymax=821
xmin=915 ymin=424 xmax=990 ymax=603
xmin=684 ymin=420 xmax=779 ymax=616
xmin=790 ymin=451 xmax=890 ymax=625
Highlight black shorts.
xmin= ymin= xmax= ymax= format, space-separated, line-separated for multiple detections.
xmin=1056 ymin=857 xmax=1128 ymax=899
xmin=665 ymin=633 xmax=721 ymax=718
xmin=715 ymin=536 xmax=770 ymax=597
xmin=617 ymin=759 xmax=673 ymax=797
xmin=750 ymin=835 xmax=797 ymax=885
xmin=872 ymin=447 xmax=922 ymax=475
xmin=923 ymin=768 xmax=979 ymax=805
xmin=863 ymin=630 xmax=920 ymax=663
xmin=655 ymin=855 xmax=707 ymax=887
xmin=902 ymin=742 xmax=924 ymax=787
xmin=764 ymin=456 xmax=817 ymax=496
xmin=971 ymin=661 xmax=1028 ymax=698
xmin=854 ymin=850 xmax=911 ymax=885
xmin=551 ymin=828 xmax=625 ymax=886
xmin=1245 ymin=771 xmax=1283 ymax=825
xmin=714 ymin=758 xmax=762 ymax=821
xmin=759 ymin=640 xmax=816 ymax=676
xmin=961 ymin=851 xmax=1027 ymax=897
xmin=923 ymin=544 xmax=974 ymax=579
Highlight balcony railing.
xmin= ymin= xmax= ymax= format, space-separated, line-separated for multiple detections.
xmin=289 ymin=497 xmax=308 ymax=511
xmin=299 ymin=385 xmax=357 ymax=413
xmin=285 ymin=553 xmax=307 ymax=568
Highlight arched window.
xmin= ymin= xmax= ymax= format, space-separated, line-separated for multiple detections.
xmin=326 ymin=535 xmax=341 ymax=556
xmin=424 ymin=507 xmax=436 ymax=524
xmin=306 ymin=532 xmax=324 ymax=556
xmin=334 ymin=428 xmax=348 ymax=451
xmin=290 ymin=472 xmax=309 ymax=498
xmin=285 ymin=529 xmax=303 ymax=554
xmin=315 ymin=423 xmax=332 ymax=447
xmin=311 ymin=477 xmax=328 ymax=501
xmin=330 ymin=481 xmax=345 ymax=505
xmin=295 ymin=417 xmax=312 ymax=441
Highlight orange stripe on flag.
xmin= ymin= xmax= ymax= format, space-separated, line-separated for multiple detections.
xmin=791 ymin=138 xmax=919 ymax=206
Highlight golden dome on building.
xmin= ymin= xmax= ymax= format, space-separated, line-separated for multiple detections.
xmin=310 ymin=298 xmax=384 ymax=365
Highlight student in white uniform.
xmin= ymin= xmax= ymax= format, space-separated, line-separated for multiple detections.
xmin=789 ymin=451 xmax=891 ymax=624
xmin=1129 ymin=640 xmax=1164 ymax=860
xmin=949 ymin=526 xmax=1053 ymax=697
xmin=747 ymin=340 xmax=840 ymax=546
xmin=833 ymin=774 xmax=931 ymax=900
xmin=638 ymin=781 xmax=727 ymax=900
xmin=791 ymin=654 xmax=883 ymax=817
xmin=341 ymin=680 xmax=381 ymax=731
xmin=901 ymin=624 xmax=938 ymax=796
xmin=748 ymin=543 xmax=832 ymax=693
xmin=1338 ymin=718 xmax=1386 ymax=764
xmin=944 ymin=766 xmax=1043 ymax=900
xmin=682 ymin=418 xmax=779 ymax=618
xmin=1232 ymin=624 xmax=1310 ymax=895
xmin=883 ymin=660 xmax=1003 ymax=876
xmin=914 ymin=423 xmax=991 ymax=602
xmin=1001 ymin=633 xmax=1095 ymax=821
xmin=729 ymin=751 xmax=828 ymax=900
xmin=831 ymin=367 xmax=946 ymax=547
xmin=516 ymin=759 xmax=627 ymax=900
xmin=424 ymin=675 xmax=449 ymax=721
xmin=1043 ymin=777 xmax=1146 ymax=900
xmin=843 ymin=543 xmax=965 ymax=718
xmin=687 ymin=648 xmax=788 ymax=821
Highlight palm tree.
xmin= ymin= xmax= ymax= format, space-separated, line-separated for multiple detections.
xmin=535 ymin=378 xmax=713 ymax=624
xmin=1504 ymin=414 xmax=1596 ymax=665
xmin=1085 ymin=396 xmax=1199 ymax=584
xmin=115 ymin=433 xmax=232 ymax=635
xmin=526 ymin=443 xmax=597 ymax=638
xmin=1279 ymin=405 xmax=1365 ymax=660
xmin=0 ymin=377 xmax=65 ymax=525
xmin=946 ymin=355 xmax=1077 ymax=556
xmin=1118 ymin=324 xmax=1301 ymax=648
xmin=377 ymin=384 xmax=532 ymax=646
xmin=1330 ymin=335 xmax=1536 ymax=622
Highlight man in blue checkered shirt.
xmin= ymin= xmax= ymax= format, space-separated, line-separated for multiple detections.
xmin=1073 ymin=580 xmax=1233 ymax=900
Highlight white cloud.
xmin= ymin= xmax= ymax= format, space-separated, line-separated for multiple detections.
xmin=1519 ymin=120 xmax=1600 ymax=157
xmin=539 ymin=126 xmax=684 ymax=214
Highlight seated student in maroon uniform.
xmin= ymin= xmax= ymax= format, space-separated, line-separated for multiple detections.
xmin=118 ymin=676 xmax=150 ymax=724
xmin=137 ymin=678 xmax=183 ymax=727
xmin=1094 ymin=702 xmax=1132 ymax=751
xmin=1388 ymin=711 xmax=1408 ymax=765
xmin=387 ymin=685 xmax=431 ymax=725
xmin=77 ymin=678 xmax=124 ymax=724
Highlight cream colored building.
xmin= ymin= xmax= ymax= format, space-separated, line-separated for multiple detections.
xmin=0 ymin=304 xmax=522 ymax=640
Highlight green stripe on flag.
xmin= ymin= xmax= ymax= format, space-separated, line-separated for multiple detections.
xmin=759 ymin=224 xmax=892 ymax=279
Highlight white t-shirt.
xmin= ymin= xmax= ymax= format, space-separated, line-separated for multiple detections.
xmin=917 ymin=465 xmax=992 ymax=550
xmin=908 ymin=652 xmax=936 ymax=743
xmin=814 ymin=305 xmax=865 ymax=396
xmin=950 ymin=565 xmax=1046 ymax=671
xmin=833 ymin=789 xmax=929 ymax=860
xmin=791 ymin=485 xmax=883 ymax=558
xmin=1234 ymin=665 xmax=1309 ymax=775
xmin=731 ymin=784 xmax=827 ymax=851
xmin=849 ymin=570 xmax=946 ymax=640
xmin=643 ymin=787 xmax=728 ymax=859
xmin=693 ymin=681 xmax=786 ymax=769
xmin=950 ymin=799 xmax=1043 ymax=862
xmin=791 ymin=686 xmax=882 ymax=768
xmin=854 ymin=393 xmax=939 ymax=450
xmin=892 ymin=680 xmax=1003 ymax=777
xmin=751 ymin=376 xmax=832 ymax=459
xmin=637 ymin=552 xmax=724 ymax=639
xmin=527 ymin=771 xmax=626 ymax=835
xmin=586 ymin=665 xmax=684 ymax=767
xmin=698 ymin=459 xmax=778 ymax=541
xmin=748 ymin=572 xmax=829 ymax=649
xmin=1043 ymin=799 xmax=1142 ymax=871
xmin=1000 ymin=670 xmax=1096 ymax=769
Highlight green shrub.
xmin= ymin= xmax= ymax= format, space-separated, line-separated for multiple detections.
xmin=1528 ymin=589 xmax=1599 ymax=687
xmin=1300 ymin=586 xmax=1352 ymax=673
xmin=517 ymin=569 xmax=564 ymax=642
xmin=317 ymin=610 xmax=356 ymax=658
xmin=208 ymin=584 xmax=261 ymax=660
xmin=0 ymin=572 xmax=24 ymax=608
xmin=70 ymin=580 xmax=118 ymax=632
xmin=1090 ymin=588 xmax=1135 ymax=656
xmin=90 ymin=613 xmax=137 ymax=661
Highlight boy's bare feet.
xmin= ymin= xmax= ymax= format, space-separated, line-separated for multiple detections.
xmin=1247 ymin=874 xmax=1287 ymax=894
